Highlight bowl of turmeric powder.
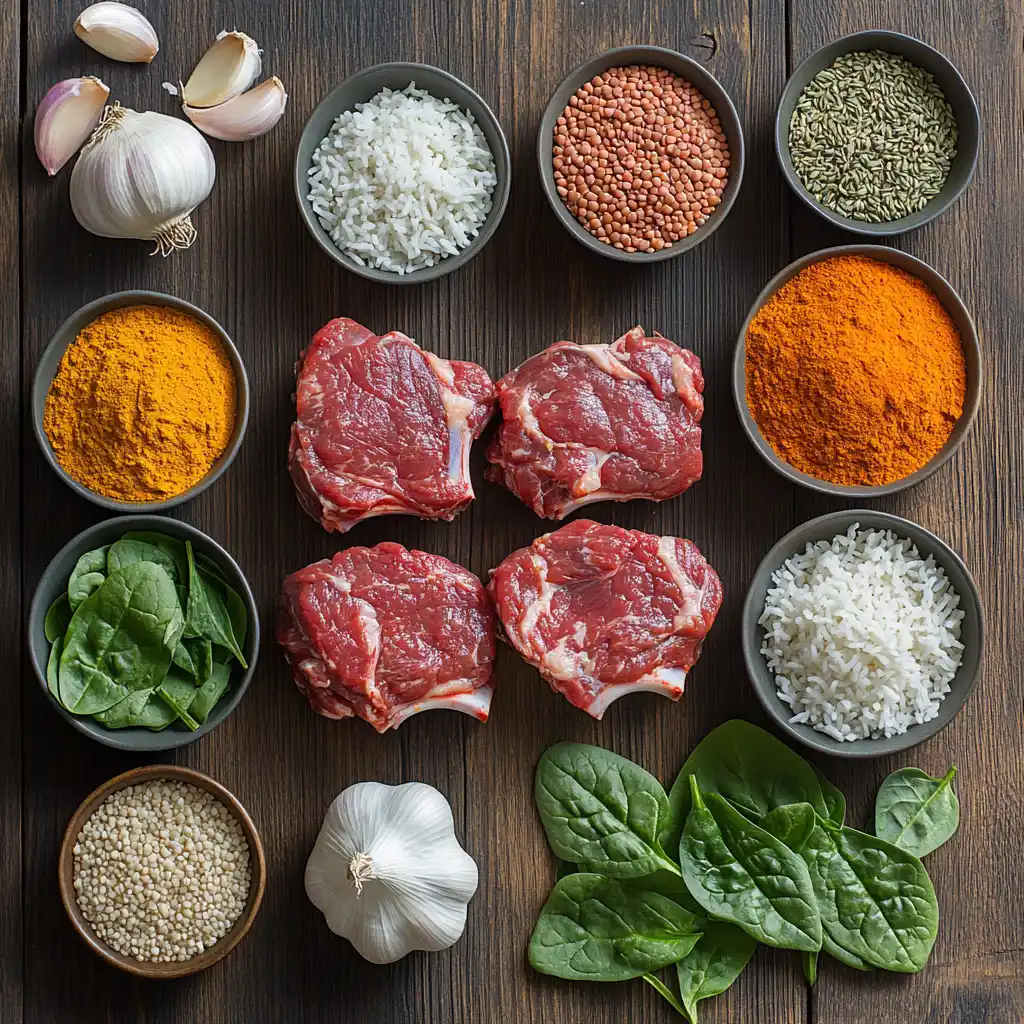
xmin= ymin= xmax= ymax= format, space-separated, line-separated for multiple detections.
xmin=32 ymin=291 xmax=249 ymax=510
xmin=733 ymin=245 xmax=981 ymax=496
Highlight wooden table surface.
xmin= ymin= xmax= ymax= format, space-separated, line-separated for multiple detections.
xmin=5 ymin=1 xmax=1023 ymax=1022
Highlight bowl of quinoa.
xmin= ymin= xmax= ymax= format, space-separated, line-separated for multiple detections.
xmin=58 ymin=764 xmax=265 ymax=978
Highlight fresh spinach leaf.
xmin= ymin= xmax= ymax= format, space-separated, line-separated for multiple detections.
xmin=529 ymin=873 xmax=702 ymax=981
xmin=678 ymin=777 xmax=822 ymax=952
xmin=108 ymin=538 xmax=181 ymax=583
xmin=662 ymin=720 xmax=840 ymax=852
xmin=156 ymin=685 xmax=200 ymax=731
xmin=812 ymin=764 xmax=846 ymax=827
xmin=121 ymin=532 xmax=188 ymax=582
xmin=195 ymin=551 xmax=229 ymax=583
xmin=183 ymin=542 xmax=247 ymax=667
xmin=46 ymin=635 xmax=63 ymax=699
xmin=93 ymin=687 xmax=156 ymax=728
xmin=803 ymin=951 xmax=818 ymax=986
xmin=44 ymin=594 xmax=72 ymax=643
xmin=58 ymin=562 xmax=184 ymax=715
xmin=675 ymin=918 xmax=758 ymax=1023
xmin=535 ymin=743 xmax=680 ymax=878
xmin=874 ymin=766 xmax=959 ymax=858
xmin=189 ymin=661 xmax=232 ymax=723
xmin=68 ymin=546 xmax=109 ymax=611
xmin=172 ymin=641 xmax=196 ymax=677
xmin=171 ymin=636 xmax=213 ymax=684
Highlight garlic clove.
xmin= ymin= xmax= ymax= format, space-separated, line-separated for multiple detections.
xmin=183 ymin=76 xmax=287 ymax=142
xmin=182 ymin=30 xmax=261 ymax=108
xmin=35 ymin=77 xmax=110 ymax=176
xmin=74 ymin=2 xmax=158 ymax=63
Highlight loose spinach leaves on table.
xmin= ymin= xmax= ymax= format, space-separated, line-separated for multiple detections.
xmin=874 ymin=766 xmax=960 ymax=858
xmin=527 ymin=722 xmax=956 ymax=1019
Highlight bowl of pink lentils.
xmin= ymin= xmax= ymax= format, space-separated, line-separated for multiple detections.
xmin=538 ymin=45 xmax=745 ymax=261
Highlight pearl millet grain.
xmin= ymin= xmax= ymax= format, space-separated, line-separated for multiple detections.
xmin=72 ymin=780 xmax=251 ymax=963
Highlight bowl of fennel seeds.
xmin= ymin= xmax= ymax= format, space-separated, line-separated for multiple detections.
xmin=775 ymin=30 xmax=979 ymax=235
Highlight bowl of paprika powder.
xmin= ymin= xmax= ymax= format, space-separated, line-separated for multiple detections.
xmin=32 ymin=290 xmax=249 ymax=511
xmin=733 ymin=244 xmax=980 ymax=497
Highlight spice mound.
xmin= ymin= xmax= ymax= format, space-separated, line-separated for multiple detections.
xmin=745 ymin=255 xmax=966 ymax=487
xmin=44 ymin=305 xmax=236 ymax=502
xmin=552 ymin=65 xmax=730 ymax=252
xmin=789 ymin=50 xmax=958 ymax=223
xmin=72 ymin=779 xmax=251 ymax=963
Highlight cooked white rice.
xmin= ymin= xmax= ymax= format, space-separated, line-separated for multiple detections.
xmin=758 ymin=524 xmax=965 ymax=741
xmin=307 ymin=83 xmax=497 ymax=275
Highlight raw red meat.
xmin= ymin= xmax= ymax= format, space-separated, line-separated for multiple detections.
xmin=276 ymin=543 xmax=497 ymax=732
xmin=290 ymin=318 xmax=496 ymax=533
xmin=485 ymin=326 xmax=704 ymax=519
xmin=488 ymin=519 xmax=722 ymax=718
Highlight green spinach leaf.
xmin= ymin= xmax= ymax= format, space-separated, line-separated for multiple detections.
xmin=529 ymin=873 xmax=702 ymax=981
xmin=121 ymin=532 xmax=188 ymax=581
xmin=535 ymin=743 xmax=680 ymax=878
xmin=108 ymin=538 xmax=181 ymax=582
xmin=58 ymin=562 xmax=184 ymax=715
xmin=93 ymin=687 xmax=155 ymax=728
xmin=46 ymin=635 xmax=63 ymax=699
xmin=662 ymin=720 xmax=840 ymax=852
xmin=156 ymin=686 xmax=200 ymax=731
xmin=189 ymin=661 xmax=232 ymax=723
xmin=674 ymin=918 xmax=758 ymax=1023
xmin=68 ymin=545 xmax=109 ymax=611
xmin=874 ymin=766 xmax=959 ymax=858
xmin=678 ymin=778 xmax=821 ymax=952
xmin=183 ymin=542 xmax=247 ymax=666
xmin=812 ymin=764 xmax=847 ymax=827
xmin=44 ymin=594 xmax=73 ymax=643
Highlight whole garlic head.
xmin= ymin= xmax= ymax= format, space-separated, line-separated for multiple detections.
xmin=305 ymin=782 xmax=478 ymax=964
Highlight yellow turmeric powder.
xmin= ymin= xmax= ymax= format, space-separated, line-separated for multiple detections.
xmin=745 ymin=256 xmax=966 ymax=486
xmin=44 ymin=305 xmax=236 ymax=502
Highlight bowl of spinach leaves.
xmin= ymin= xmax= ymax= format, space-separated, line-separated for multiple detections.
xmin=29 ymin=516 xmax=259 ymax=751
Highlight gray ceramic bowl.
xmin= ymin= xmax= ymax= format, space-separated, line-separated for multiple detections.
xmin=33 ymin=291 xmax=249 ymax=512
xmin=776 ymin=30 xmax=980 ymax=235
xmin=733 ymin=244 xmax=981 ymax=497
xmin=28 ymin=515 xmax=260 ymax=752
xmin=294 ymin=62 xmax=511 ymax=283
xmin=537 ymin=45 xmax=745 ymax=262
xmin=742 ymin=510 xmax=983 ymax=759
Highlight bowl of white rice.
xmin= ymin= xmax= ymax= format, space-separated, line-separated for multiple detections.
xmin=295 ymin=63 xmax=510 ymax=282
xmin=742 ymin=510 xmax=983 ymax=758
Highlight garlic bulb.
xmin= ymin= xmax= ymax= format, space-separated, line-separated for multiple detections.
xmin=184 ymin=76 xmax=287 ymax=141
xmin=183 ymin=30 xmax=261 ymax=108
xmin=35 ymin=77 xmax=109 ymax=176
xmin=305 ymin=782 xmax=478 ymax=964
xmin=74 ymin=2 xmax=158 ymax=63
xmin=70 ymin=104 xmax=215 ymax=256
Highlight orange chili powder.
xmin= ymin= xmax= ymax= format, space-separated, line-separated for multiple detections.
xmin=744 ymin=255 xmax=966 ymax=486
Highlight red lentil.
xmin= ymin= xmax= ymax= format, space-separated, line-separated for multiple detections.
xmin=552 ymin=65 xmax=730 ymax=252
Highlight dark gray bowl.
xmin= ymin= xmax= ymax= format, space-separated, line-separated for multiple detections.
xmin=295 ymin=62 xmax=511 ymax=283
xmin=537 ymin=45 xmax=745 ymax=262
xmin=733 ymin=244 xmax=981 ymax=497
xmin=776 ymin=30 xmax=980 ymax=235
xmin=742 ymin=510 xmax=983 ymax=759
xmin=28 ymin=515 xmax=260 ymax=752
xmin=33 ymin=291 xmax=249 ymax=512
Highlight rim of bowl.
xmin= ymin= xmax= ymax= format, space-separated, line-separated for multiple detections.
xmin=775 ymin=30 xmax=980 ymax=236
xmin=732 ymin=244 xmax=982 ymax=497
xmin=536 ymin=45 xmax=746 ymax=262
xmin=58 ymin=764 xmax=266 ymax=978
xmin=742 ymin=509 xmax=985 ymax=759
xmin=32 ymin=291 xmax=249 ymax=512
xmin=294 ymin=61 xmax=512 ymax=284
xmin=27 ymin=514 xmax=260 ymax=752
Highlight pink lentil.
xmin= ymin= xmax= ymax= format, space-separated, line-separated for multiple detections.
xmin=552 ymin=65 xmax=730 ymax=253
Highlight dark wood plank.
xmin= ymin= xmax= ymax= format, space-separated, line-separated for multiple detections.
xmin=785 ymin=3 xmax=1024 ymax=1023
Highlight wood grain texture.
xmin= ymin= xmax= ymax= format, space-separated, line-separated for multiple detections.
xmin=14 ymin=1 xmax=1023 ymax=1023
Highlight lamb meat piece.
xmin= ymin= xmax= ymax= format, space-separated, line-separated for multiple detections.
xmin=488 ymin=519 xmax=722 ymax=718
xmin=277 ymin=543 xmax=497 ymax=732
xmin=485 ymin=326 xmax=703 ymax=519
xmin=290 ymin=317 xmax=496 ymax=533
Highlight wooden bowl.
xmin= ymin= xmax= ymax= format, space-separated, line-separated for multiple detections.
xmin=58 ymin=764 xmax=266 ymax=978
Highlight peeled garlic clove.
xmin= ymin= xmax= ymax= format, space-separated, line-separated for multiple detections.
xmin=184 ymin=77 xmax=287 ymax=142
xmin=74 ymin=2 xmax=158 ymax=63
xmin=182 ymin=30 xmax=261 ymax=108
xmin=35 ymin=76 xmax=110 ymax=176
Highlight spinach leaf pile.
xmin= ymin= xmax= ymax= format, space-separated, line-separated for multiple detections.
xmin=528 ymin=721 xmax=959 ymax=1020
xmin=43 ymin=532 xmax=248 ymax=733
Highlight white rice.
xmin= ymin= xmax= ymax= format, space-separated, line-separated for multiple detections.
xmin=758 ymin=524 xmax=965 ymax=741
xmin=307 ymin=83 xmax=497 ymax=275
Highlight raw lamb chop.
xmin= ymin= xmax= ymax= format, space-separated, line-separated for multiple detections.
xmin=486 ymin=326 xmax=704 ymax=519
xmin=290 ymin=318 xmax=496 ymax=533
xmin=277 ymin=543 xmax=496 ymax=732
xmin=488 ymin=519 xmax=722 ymax=718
